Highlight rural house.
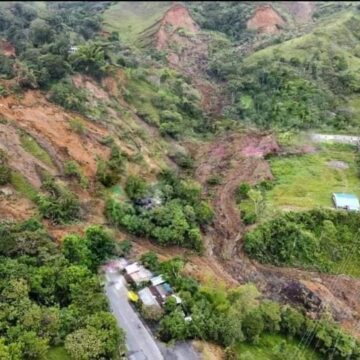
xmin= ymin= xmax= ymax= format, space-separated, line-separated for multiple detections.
xmin=332 ymin=193 xmax=360 ymax=211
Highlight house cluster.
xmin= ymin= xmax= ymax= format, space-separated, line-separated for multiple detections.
xmin=107 ymin=258 xmax=187 ymax=315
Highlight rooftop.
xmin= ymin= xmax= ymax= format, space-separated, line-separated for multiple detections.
xmin=332 ymin=193 xmax=360 ymax=211
xmin=150 ymin=275 xmax=165 ymax=287
xmin=138 ymin=287 xmax=160 ymax=308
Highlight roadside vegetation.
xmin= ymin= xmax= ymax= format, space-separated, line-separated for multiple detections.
xmin=138 ymin=253 xmax=360 ymax=359
xmin=0 ymin=218 xmax=124 ymax=359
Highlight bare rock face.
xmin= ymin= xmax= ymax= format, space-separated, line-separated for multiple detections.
xmin=247 ymin=5 xmax=285 ymax=34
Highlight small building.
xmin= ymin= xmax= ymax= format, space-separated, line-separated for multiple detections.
xmin=150 ymin=282 xmax=173 ymax=305
xmin=129 ymin=267 xmax=154 ymax=285
xmin=150 ymin=275 xmax=165 ymax=287
xmin=125 ymin=262 xmax=142 ymax=275
xmin=138 ymin=287 xmax=161 ymax=308
xmin=332 ymin=193 xmax=360 ymax=212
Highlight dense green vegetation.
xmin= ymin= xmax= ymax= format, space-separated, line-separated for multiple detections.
xmin=36 ymin=177 xmax=81 ymax=224
xmin=0 ymin=219 xmax=124 ymax=359
xmin=245 ymin=208 xmax=360 ymax=277
xmin=139 ymin=253 xmax=360 ymax=359
xmin=106 ymin=170 xmax=213 ymax=251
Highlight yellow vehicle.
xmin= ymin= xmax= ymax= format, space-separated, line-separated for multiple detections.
xmin=127 ymin=291 xmax=139 ymax=302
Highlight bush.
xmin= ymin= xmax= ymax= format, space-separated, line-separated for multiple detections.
xmin=69 ymin=118 xmax=87 ymax=135
xmin=64 ymin=160 xmax=88 ymax=188
xmin=36 ymin=178 xmax=81 ymax=224
xmin=49 ymin=81 xmax=88 ymax=113
xmin=0 ymin=150 xmax=11 ymax=185
xmin=125 ymin=175 xmax=148 ymax=201
xmin=236 ymin=183 xmax=251 ymax=201
xmin=96 ymin=159 xmax=119 ymax=187
xmin=207 ymin=175 xmax=222 ymax=186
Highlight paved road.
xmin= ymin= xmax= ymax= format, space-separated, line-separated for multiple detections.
xmin=104 ymin=270 xmax=164 ymax=360
xmin=310 ymin=133 xmax=360 ymax=145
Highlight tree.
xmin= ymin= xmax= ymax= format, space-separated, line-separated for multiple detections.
xmin=17 ymin=331 xmax=48 ymax=360
xmin=65 ymin=328 xmax=103 ymax=360
xmin=159 ymin=309 xmax=189 ymax=342
xmin=85 ymin=226 xmax=115 ymax=269
xmin=62 ymin=234 xmax=92 ymax=268
xmin=260 ymin=300 xmax=281 ymax=333
xmin=125 ymin=175 xmax=148 ymax=201
xmin=69 ymin=42 xmax=109 ymax=78
xmin=280 ymin=306 xmax=304 ymax=336
xmin=30 ymin=19 xmax=54 ymax=47
xmin=242 ymin=309 xmax=264 ymax=344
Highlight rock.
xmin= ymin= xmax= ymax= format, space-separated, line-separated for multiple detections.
xmin=0 ymin=186 xmax=13 ymax=197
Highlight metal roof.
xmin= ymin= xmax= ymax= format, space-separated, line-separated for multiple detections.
xmin=138 ymin=287 xmax=160 ymax=308
xmin=333 ymin=193 xmax=360 ymax=211
xmin=150 ymin=275 xmax=165 ymax=286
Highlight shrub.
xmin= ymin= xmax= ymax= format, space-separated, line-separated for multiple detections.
xmin=125 ymin=175 xmax=148 ymax=201
xmin=49 ymin=81 xmax=88 ymax=113
xmin=96 ymin=159 xmax=119 ymax=187
xmin=36 ymin=178 xmax=80 ymax=224
xmin=64 ymin=160 xmax=88 ymax=188
xmin=69 ymin=118 xmax=87 ymax=135
xmin=0 ymin=150 xmax=11 ymax=185
xmin=236 ymin=183 xmax=251 ymax=201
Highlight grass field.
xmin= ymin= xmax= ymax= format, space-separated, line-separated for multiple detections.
xmin=235 ymin=334 xmax=322 ymax=360
xmin=266 ymin=143 xmax=360 ymax=210
xmin=102 ymin=1 xmax=172 ymax=43
xmin=46 ymin=347 xmax=71 ymax=360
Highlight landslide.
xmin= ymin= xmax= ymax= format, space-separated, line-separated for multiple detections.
xmin=139 ymin=3 xmax=224 ymax=115
xmin=193 ymin=132 xmax=360 ymax=338
xmin=0 ymin=73 xmax=172 ymax=236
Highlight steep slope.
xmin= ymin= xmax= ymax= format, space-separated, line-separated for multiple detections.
xmin=247 ymin=4 xmax=286 ymax=34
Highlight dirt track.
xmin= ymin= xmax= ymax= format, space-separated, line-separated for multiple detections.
xmin=194 ymin=131 xmax=360 ymax=338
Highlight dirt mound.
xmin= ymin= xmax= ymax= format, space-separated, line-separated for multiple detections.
xmin=0 ymin=40 xmax=15 ymax=57
xmin=281 ymin=1 xmax=315 ymax=23
xmin=247 ymin=5 xmax=285 ymax=34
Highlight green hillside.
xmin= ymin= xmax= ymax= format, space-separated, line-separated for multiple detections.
xmin=102 ymin=1 xmax=172 ymax=42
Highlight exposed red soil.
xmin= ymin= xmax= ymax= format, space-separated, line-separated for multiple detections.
xmin=195 ymin=132 xmax=278 ymax=258
xmin=0 ymin=91 xmax=110 ymax=178
xmin=154 ymin=4 xmax=199 ymax=50
xmin=281 ymin=1 xmax=315 ymax=23
xmin=143 ymin=4 xmax=223 ymax=115
xmin=247 ymin=5 xmax=285 ymax=34
xmin=0 ymin=192 xmax=36 ymax=221
xmin=193 ymin=132 xmax=360 ymax=338
xmin=0 ymin=122 xmax=56 ymax=187
xmin=0 ymin=40 xmax=16 ymax=57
